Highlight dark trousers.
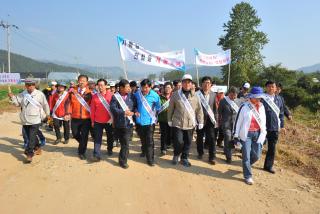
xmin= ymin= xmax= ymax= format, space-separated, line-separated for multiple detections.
xmin=159 ymin=122 xmax=172 ymax=151
xmin=215 ymin=127 xmax=224 ymax=146
xmin=196 ymin=122 xmax=216 ymax=160
xmin=264 ymin=131 xmax=279 ymax=169
xmin=93 ymin=122 xmax=114 ymax=157
xmin=116 ymin=127 xmax=133 ymax=165
xmin=23 ymin=124 xmax=41 ymax=156
xmin=139 ymin=124 xmax=155 ymax=162
xmin=22 ymin=126 xmax=45 ymax=147
xmin=173 ymin=127 xmax=194 ymax=160
xmin=223 ymin=129 xmax=233 ymax=159
xmin=71 ymin=118 xmax=91 ymax=155
xmin=53 ymin=118 xmax=70 ymax=140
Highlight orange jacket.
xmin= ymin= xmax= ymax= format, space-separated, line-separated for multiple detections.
xmin=68 ymin=87 xmax=92 ymax=119
xmin=50 ymin=92 xmax=70 ymax=118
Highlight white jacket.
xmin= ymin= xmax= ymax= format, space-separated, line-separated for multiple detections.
xmin=233 ymin=101 xmax=267 ymax=144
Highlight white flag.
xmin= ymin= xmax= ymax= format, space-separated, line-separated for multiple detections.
xmin=117 ymin=36 xmax=186 ymax=71
xmin=195 ymin=49 xmax=231 ymax=66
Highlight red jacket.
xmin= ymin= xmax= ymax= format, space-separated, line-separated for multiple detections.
xmin=90 ymin=91 xmax=113 ymax=124
xmin=68 ymin=87 xmax=92 ymax=119
xmin=50 ymin=92 xmax=70 ymax=118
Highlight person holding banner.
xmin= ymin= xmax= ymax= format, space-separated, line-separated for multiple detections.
xmin=134 ymin=79 xmax=161 ymax=166
xmin=195 ymin=76 xmax=218 ymax=165
xmin=262 ymin=81 xmax=285 ymax=174
xmin=8 ymin=79 xmax=50 ymax=163
xmin=50 ymin=82 xmax=70 ymax=145
xmin=168 ymin=74 xmax=204 ymax=167
xmin=158 ymin=82 xmax=173 ymax=155
xmin=218 ymin=86 xmax=240 ymax=163
xmin=110 ymin=79 xmax=136 ymax=169
xmin=90 ymin=79 xmax=114 ymax=161
xmin=233 ymin=86 xmax=267 ymax=185
xmin=68 ymin=75 xmax=92 ymax=160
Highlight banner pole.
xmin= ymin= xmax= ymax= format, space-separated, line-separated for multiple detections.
xmin=227 ymin=62 xmax=231 ymax=89
xmin=195 ymin=54 xmax=200 ymax=86
xmin=121 ymin=59 xmax=128 ymax=80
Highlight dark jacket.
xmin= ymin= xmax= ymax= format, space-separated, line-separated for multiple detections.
xmin=110 ymin=93 xmax=136 ymax=129
xmin=262 ymin=94 xmax=285 ymax=131
xmin=279 ymin=94 xmax=291 ymax=119
xmin=198 ymin=90 xmax=217 ymax=126
xmin=218 ymin=97 xmax=239 ymax=131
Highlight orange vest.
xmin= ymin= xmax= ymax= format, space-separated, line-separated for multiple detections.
xmin=68 ymin=87 xmax=92 ymax=119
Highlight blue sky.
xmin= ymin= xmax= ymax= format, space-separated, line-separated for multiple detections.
xmin=0 ymin=0 xmax=319 ymax=71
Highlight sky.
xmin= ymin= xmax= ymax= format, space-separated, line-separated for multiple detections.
xmin=0 ymin=0 xmax=319 ymax=72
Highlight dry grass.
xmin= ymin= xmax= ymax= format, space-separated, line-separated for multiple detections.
xmin=277 ymin=107 xmax=320 ymax=183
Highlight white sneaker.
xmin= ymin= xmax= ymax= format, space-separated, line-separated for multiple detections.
xmin=245 ymin=178 xmax=254 ymax=185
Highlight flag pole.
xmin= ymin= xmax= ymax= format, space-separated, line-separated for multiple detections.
xmin=227 ymin=62 xmax=231 ymax=89
xmin=195 ymin=51 xmax=199 ymax=86
xmin=121 ymin=59 xmax=128 ymax=80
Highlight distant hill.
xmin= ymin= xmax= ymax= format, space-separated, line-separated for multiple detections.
xmin=0 ymin=50 xmax=90 ymax=78
xmin=185 ymin=64 xmax=222 ymax=78
xmin=298 ymin=63 xmax=320 ymax=73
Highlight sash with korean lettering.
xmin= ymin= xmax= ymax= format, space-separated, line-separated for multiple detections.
xmin=97 ymin=93 xmax=113 ymax=122
xmin=196 ymin=91 xmax=216 ymax=124
xmin=262 ymin=94 xmax=280 ymax=130
xmin=74 ymin=92 xmax=91 ymax=113
xmin=224 ymin=96 xmax=239 ymax=113
xmin=114 ymin=92 xmax=134 ymax=124
xmin=52 ymin=91 xmax=68 ymax=119
xmin=24 ymin=93 xmax=46 ymax=120
xmin=178 ymin=89 xmax=197 ymax=127
xmin=138 ymin=90 xmax=157 ymax=124
xmin=158 ymin=99 xmax=170 ymax=114
xmin=247 ymin=102 xmax=262 ymax=128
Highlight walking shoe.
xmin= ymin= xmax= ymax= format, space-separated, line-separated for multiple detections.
xmin=180 ymin=159 xmax=191 ymax=167
xmin=147 ymin=161 xmax=155 ymax=167
xmin=25 ymin=155 xmax=32 ymax=163
xmin=34 ymin=147 xmax=42 ymax=155
xmin=197 ymin=154 xmax=203 ymax=160
xmin=226 ymin=158 xmax=232 ymax=164
xmin=160 ymin=150 xmax=167 ymax=156
xmin=172 ymin=156 xmax=179 ymax=165
xmin=263 ymin=167 xmax=276 ymax=174
xmin=120 ymin=163 xmax=129 ymax=169
xmin=208 ymin=159 xmax=216 ymax=165
xmin=107 ymin=150 xmax=113 ymax=156
xmin=245 ymin=178 xmax=254 ymax=185
xmin=40 ymin=139 xmax=46 ymax=146
xmin=78 ymin=154 xmax=86 ymax=160
xmin=54 ymin=138 xmax=61 ymax=145
xmin=92 ymin=156 xmax=101 ymax=162
xmin=63 ymin=139 xmax=69 ymax=144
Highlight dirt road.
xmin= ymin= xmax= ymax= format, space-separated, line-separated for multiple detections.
xmin=0 ymin=112 xmax=319 ymax=214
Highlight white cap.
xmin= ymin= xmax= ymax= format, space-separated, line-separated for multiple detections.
xmin=243 ymin=82 xmax=250 ymax=89
xmin=217 ymin=88 xmax=224 ymax=93
xmin=182 ymin=74 xmax=193 ymax=81
xmin=51 ymin=81 xmax=57 ymax=85
xmin=109 ymin=82 xmax=115 ymax=87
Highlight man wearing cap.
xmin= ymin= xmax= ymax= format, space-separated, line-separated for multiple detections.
xmin=238 ymin=82 xmax=250 ymax=98
xmin=262 ymin=80 xmax=285 ymax=174
xmin=50 ymin=82 xmax=70 ymax=145
xmin=68 ymin=75 xmax=92 ymax=160
xmin=8 ymin=79 xmax=50 ymax=163
xmin=195 ymin=76 xmax=218 ymax=165
xmin=233 ymin=86 xmax=267 ymax=185
xmin=90 ymin=79 xmax=114 ymax=161
xmin=218 ymin=86 xmax=240 ymax=163
xmin=168 ymin=74 xmax=204 ymax=167
xmin=134 ymin=79 xmax=161 ymax=166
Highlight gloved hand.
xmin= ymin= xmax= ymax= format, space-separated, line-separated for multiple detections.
xmin=198 ymin=124 xmax=204 ymax=130
xmin=168 ymin=121 xmax=172 ymax=127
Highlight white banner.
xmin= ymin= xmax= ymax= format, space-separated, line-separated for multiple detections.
xmin=194 ymin=49 xmax=231 ymax=66
xmin=0 ymin=73 xmax=21 ymax=84
xmin=117 ymin=36 xmax=186 ymax=71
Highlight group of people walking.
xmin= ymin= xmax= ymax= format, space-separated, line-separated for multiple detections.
xmin=8 ymin=73 xmax=289 ymax=185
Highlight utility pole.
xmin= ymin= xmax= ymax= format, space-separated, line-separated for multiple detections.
xmin=0 ymin=20 xmax=18 ymax=74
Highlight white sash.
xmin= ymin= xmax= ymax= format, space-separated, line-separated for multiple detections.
xmin=25 ymin=93 xmax=46 ymax=120
xmin=138 ymin=90 xmax=157 ymax=124
xmin=262 ymin=94 xmax=281 ymax=130
xmin=52 ymin=91 xmax=68 ymax=119
xmin=97 ymin=93 xmax=113 ymax=122
xmin=158 ymin=99 xmax=170 ymax=114
xmin=196 ymin=91 xmax=216 ymax=124
xmin=247 ymin=102 xmax=262 ymax=129
xmin=74 ymin=92 xmax=91 ymax=113
xmin=178 ymin=89 xmax=196 ymax=127
xmin=114 ymin=92 xmax=134 ymax=124
xmin=225 ymin=96 xmax=239 ymax=113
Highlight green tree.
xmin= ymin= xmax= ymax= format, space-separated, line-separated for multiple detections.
xmin=163 ymin=70 xmax=184 ymax=81
xmin=218 ymin=2 xmax=268 ymax=86
xmin=147 ymin=73 xmax=157 ymax=81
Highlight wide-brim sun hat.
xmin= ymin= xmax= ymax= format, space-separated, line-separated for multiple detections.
xmin=247 ymin=86 xmax=264 ymax=98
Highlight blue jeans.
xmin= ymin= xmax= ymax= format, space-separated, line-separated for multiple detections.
xmin=241 ymin=131 xmax=263 ymax=179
